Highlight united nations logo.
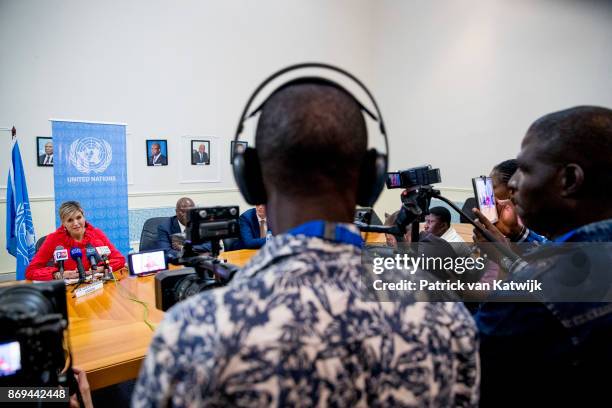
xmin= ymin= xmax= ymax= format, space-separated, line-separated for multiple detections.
xmin=69 ymin=137 xmax=113 ymax=174
xmin=16 ymin=202 xmax=36 ymax=265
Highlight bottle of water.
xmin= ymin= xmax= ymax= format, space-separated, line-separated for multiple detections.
xmin=266 ymin=230 xmax=273 ymax=242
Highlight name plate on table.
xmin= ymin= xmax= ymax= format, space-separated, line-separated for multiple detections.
xmin=73 ymin=281 xmax=104 ymax=298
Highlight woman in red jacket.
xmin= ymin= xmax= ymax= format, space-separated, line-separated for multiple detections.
xmin=26 ymin=201 xmax=126 ymax=281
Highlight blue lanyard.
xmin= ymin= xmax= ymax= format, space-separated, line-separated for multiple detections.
xmin=287 ymin=220 xmax=363 ymax=248
xmin=554 ymin=229 xmax=577 ymax=243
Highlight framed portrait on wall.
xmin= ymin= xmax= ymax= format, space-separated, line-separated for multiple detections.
xmin=146 ymin=139 xmax=168 ymax=166
xmin=36 ymin=137 xmax=54 ymax=167
xmin=191 ymin=140 xmax=210 ymax=165
xmin=230 ymin=141 xmax=248 ymax=164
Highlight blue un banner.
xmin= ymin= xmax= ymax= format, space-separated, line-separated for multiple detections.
xmin=5 ymin=138 xmax=37 ymax=280
xmin=52 ymin=121 xmax=129 ymax=256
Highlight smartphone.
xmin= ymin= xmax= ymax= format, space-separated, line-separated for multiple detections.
xmin=128 ymin=250 xmax=168 ymax=276
xmin=472 ymin=176 xmax=498 ymax=223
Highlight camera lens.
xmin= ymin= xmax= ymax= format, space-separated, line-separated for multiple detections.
xmin=173 ymin=275 xmax=201 ymax=303
xmin=0 ymin=287 xmax=55 ymax=320
xmin=172 ymin=274 xmax=221 ymax=304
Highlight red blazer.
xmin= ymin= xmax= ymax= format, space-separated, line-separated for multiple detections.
xmin=26 ymin=223 xmax=126 ymax=281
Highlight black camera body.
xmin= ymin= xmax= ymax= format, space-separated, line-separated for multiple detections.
xmin=155 ymin=206 xmax=242 ymax=311
xmin=0 ymin=281 xmax=71 ymax=387
xmin=386 ymin=165 xmax=441 ymax=189
xmin=154 ymin=257 xmax=241 ymax=311
xmin=185 ymin=205 xmax=240 ymax=247
xmin=155 ymin=267 xmax=200 ymax=311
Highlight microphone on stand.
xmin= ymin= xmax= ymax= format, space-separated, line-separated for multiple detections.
xmin=85 ymin=244 xmax=101 ymax=273
xmin=95 ymin=246 xmax=113 ymax=280
xmin=53 ymin=246 xmax=69 ymax=278
xmin=70 ymin=247 xmax=87 ymax=282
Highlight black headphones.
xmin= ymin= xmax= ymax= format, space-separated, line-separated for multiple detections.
xmin=232 ymin=62 xmax=389 ymax=207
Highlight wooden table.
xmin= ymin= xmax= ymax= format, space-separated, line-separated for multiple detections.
xmin=68 ymin=249 xmax=256 ymax=390
xmin=68 ymin=227 xmax=475 ymax=390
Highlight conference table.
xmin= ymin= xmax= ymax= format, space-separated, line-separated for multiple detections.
xmin=68 ymin=249 xmax=256 ymax=390
xmin=68 ymin=224 xmax=475 ymax=390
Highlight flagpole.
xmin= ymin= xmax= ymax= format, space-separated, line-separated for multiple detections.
xmin=5 ymin=126 xmax=37 ymax=280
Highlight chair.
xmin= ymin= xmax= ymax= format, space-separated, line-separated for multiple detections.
xmin=34 ymin=235 xmax=55 ymax=267
xmin=354 ymin=208 xmax=383 ymax=225
xmin=460 ymin=197 xmax=477 ymax=223
xmin=35 ymin=235 xmax=47 ymax=252
xmin=223 ymin=238 xmax=242 ymax=251
xmin=139 ymin=217 xmax=169 ymax=251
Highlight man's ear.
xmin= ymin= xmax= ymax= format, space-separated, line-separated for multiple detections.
xmin=560 ymin=163 xmax=584 ymax=197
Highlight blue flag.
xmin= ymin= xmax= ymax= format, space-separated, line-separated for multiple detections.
xmin=6 ymin=138 xmax=37 ymax=280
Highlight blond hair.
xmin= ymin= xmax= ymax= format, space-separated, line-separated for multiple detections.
xmin=59 ymin=201 xmax=84 ymax=222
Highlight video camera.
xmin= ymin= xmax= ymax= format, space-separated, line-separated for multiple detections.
xmin=0 ymin=281 xmax=73 ymax=388
xmin=155 ymin=206 xmax=241 ymax=311
xmin=385 ymin=165 xmax=441 ymax=190
xmin=358 ymin=165 xmax=522 ymax=265
xmin=357 ymin=165 xmax=442 ymax=242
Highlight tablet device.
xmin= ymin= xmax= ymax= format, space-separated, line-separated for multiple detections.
xmin=472 ymin=176 xmax=498 ymax=223
xmin=128 ymin=250 xmax=167 ymax=276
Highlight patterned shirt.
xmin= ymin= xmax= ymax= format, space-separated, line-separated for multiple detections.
xmin=133 ymin=226 xmax=479 ymax=407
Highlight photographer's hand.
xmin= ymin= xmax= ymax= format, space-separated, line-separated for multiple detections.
xmin=493 ymin=199 xmax=523 ymax=238
xmin=70 ymin=367 xmax=93 ymax=408
xmin=472 ymin=208 xmax=509 ymax=244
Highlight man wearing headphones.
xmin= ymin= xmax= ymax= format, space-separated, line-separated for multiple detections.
xmin=133 ymin=67 xmax=478 ymax=407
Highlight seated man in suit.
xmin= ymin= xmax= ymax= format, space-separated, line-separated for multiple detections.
xmin=39 ymin=141 xmax=54 ymax=166
xmin=192 ymin=143 xmax=209 ymax=165
xmin=148 ymin=142 xmax=167 ymax=166
xmin=238 ymin=205 xmax=269 ymax=249
xmin=157 ymin=197 xmax=211 ymax=257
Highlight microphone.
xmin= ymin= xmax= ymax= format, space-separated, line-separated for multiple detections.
xmin=95 ymin=246 xmax=111 ymax=267
xmin=53 ymin=246 xmax=69 ymax=277
xmin=96 ymin=246 xmax=113 ymax=279
xmin=95 ymin=245 xmax=111 ymax=259
xmin=70 ymin=247 xmax=86 ymax=281
xmin=86 ymin=244 xmax=101 ymax=272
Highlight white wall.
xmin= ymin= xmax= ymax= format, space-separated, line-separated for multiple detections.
xmin=371 ymin=0 xmax=612 ymax=188
xmin=0 ymin=0 xmax=376 ymax=276
xmin=2 ymin=0 xmax=612 ymax=276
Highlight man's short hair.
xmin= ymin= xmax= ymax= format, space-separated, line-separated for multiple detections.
xmin=176 ymin=197 xmax=194 ymax=209
xmin=255 ymin=83 xmax=367 ymax=197
xmin=428 ymin=206 xmax=451 ymax=225
xmin=527 ymin=106 xmax=612 ymax=199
